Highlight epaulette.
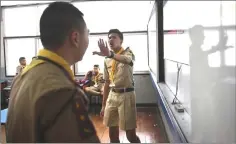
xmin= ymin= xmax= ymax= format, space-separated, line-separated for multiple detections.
xmin=125 ymin=47 xmax=134 ymax=54
xmin=124 ymin=47 xmax=130 ymax=52
xmin=126 ymin=47 xmax=135 ymax=61
xmin=72 ymin=92 xmax=96 ymax=139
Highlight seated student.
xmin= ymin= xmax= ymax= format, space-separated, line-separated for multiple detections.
xmin=82 ymin=65 xmax=105 ymax=96
xmin=16 ymin=57 xmax=27 ymax=75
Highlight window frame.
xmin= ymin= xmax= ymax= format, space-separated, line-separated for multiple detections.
xmin=3 ymin=6 xmax=39 ymax=37
xmin=3 ymin=31 xmax=149 ymax=77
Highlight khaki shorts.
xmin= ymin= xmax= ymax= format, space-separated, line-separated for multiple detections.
xmin=103 ymin=90 xmax=137 ymax=131
xmin=88 ymin=84 xmax=103 ymax=91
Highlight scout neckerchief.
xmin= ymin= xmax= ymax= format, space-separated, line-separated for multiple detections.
xmin=94 ymin=72 xmax=100 ymax=83
xmin=92 ymin=72 xmax=99 ymax=83
xmin=21 ymin=49 xmax=74 ymax=81
xmin=109 ymin=47 xmax=124 ymax=83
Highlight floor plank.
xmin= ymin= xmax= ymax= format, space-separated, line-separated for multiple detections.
xmin=90 ymin=107 xmax=169 ymax=143
xmin=0 ymin=107 xmax=168 ymax=143
xmin=1 ymin=125 xmax=6 ymax=143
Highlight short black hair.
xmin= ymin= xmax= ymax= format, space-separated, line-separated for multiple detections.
xmin=19 ymin=57 xmax=25 ymax=62
xmin=94 ymin=64 xmax=99 ymax=68
xmin=40 ymin=2 xmax=86 ymax=50
xmin=108 ymin=29 xmax=123 ymax=41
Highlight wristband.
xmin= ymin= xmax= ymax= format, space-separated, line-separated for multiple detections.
xmin=107 ymin=51 xmax=114 ymax=58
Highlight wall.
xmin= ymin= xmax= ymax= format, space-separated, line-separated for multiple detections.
xmin=77 ymin=74 xmax=158 ymax=104
xmin=148 ymin=3 xmax=158 ymax=82
xmin=0 ymin=11 xmax=4 ymax=79
xmin=133 ymin=74 xmax=158 ymax=104
xmin=163 ymin=1 xmax=235 ymax=143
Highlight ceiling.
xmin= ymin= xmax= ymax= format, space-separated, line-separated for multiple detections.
xmin=1 ymin=1 xmax=155 ymax=7
xmin=1 ymin=1 xmax=55 ymax=6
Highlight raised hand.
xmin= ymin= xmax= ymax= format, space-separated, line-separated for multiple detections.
xmin=92 ymin=39 xmax=110 ymax=57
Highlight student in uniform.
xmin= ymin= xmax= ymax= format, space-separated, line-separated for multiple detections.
xmin=82 ymin=64 xmax=105 ymax=96
xmin=6 ymin=2 xmax=100 ymax=143
xmin=16 ymin=57 xmax=26 ymax=75
xmin=93 ymin=29 xmax=141 ymax=143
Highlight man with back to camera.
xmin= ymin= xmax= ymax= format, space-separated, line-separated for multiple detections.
xmin=93 ymin=29 xmax=141 ymax=143
xmin=6 ymin=2 xmax=100 ymax=143
xmin=16 ymin=57 xmax=26 ymax=75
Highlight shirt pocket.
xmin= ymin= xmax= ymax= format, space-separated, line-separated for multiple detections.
xmin=117 ymin=63 xmax=124 ymax=73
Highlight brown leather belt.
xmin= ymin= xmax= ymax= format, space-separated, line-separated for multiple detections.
xmin=112 ymin=88 xmax=134 ymax=93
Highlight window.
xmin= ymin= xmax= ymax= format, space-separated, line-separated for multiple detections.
xmin=2 ymin=1 xmax=151 ymax=77
xmin=123 ymin=34 xmax=148 ymax=72
xmin=36 ymin=38 xmax=44 ymax=53
xmin=75 ymin=33 xmax=148 ymax=75
xmin=224 ymin=30 xmax=235 ymax=66
xmin=222 ymin=1 xmax=236 ymax=26
xmin=36 ymin=4 xmax=49 ymax=35
xmin=164 ymin=33 xmax=191 ymax=65
xmin=3 ymin=6 xmax=38 ymax=36
xmin=164 ymin=1 xmax=221 ymax=30
xmin=73 ymin=1 xmax=151 ymax=33
xmin=4 ymin=38 xmax=36 ymax=76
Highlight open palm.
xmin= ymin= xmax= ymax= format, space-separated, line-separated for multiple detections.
xmin=92 ymin=39 xmax=110 ymax=57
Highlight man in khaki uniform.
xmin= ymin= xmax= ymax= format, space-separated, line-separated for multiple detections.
xmin=93 ymin=29 xmax=140 ymax=143
xmin=16 ymin=57 xmax=27 ymax=75
xmin=6 ymin=2 xmax=100 ymax=143
xmin=83 ymin=64 xmax=105 ymax=96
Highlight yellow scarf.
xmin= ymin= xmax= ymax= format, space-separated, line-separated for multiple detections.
xmin=93 ymin=72 xmax=99 ymax=81
xmin=109 ymin=47 xmax=124 ymax=82
xmin=21 ymin=49 xmax=74 ymax=80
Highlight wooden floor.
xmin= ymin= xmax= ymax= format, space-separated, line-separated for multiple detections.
xmin=0 ymin=107 xmax=168 ymax=143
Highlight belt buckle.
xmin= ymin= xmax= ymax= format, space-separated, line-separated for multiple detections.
xmin=123 ymin=88 xmax=126 ymax=93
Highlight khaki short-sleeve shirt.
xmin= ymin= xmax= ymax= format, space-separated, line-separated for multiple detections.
xmin=104 ymin=47 xmax=135 ymax=88
xmin=6 ymin=62 xmax=100 ymax=143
